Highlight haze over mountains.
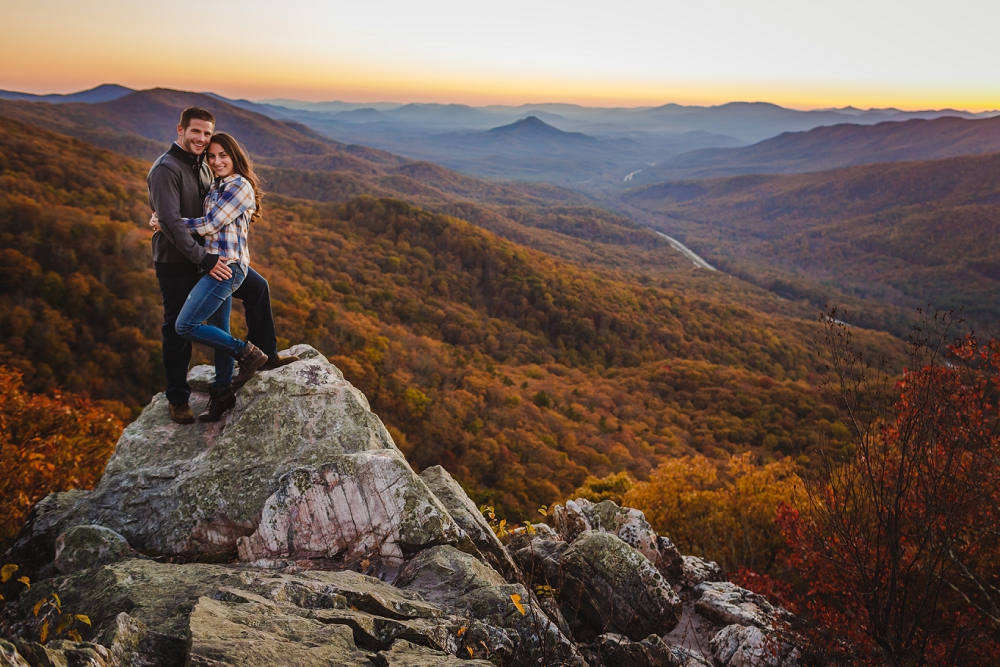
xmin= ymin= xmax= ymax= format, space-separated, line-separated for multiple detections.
xmin=623 ymin=151 xmax=1000 ymax=335
xmin=3 ymin=80 xmax=999 ymax=512
xmin=5 ymin=84 xmax=998 ymax=189
xmin=3 ymin=90 xmax=901 ymax=512
xmin=628 ymin=114 xmax=1000 ymax=183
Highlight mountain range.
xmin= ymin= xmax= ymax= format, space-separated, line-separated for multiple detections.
xmin=0 ymin=85 xmax=921 ymax=512
xmin=623 ymin=151 xmax=1000 ymax=335
xmin=2 ymin=82 xmax=997 ymax=511
xmin=629 ymin=114 xmax=1000 ymax=183
xmin=6 ymin=86 xmax=996 ymax=188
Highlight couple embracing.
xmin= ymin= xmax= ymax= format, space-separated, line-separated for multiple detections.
xmin=148 ymin=106 xmax=296 ymax=424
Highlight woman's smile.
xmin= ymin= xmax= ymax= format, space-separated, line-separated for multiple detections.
xmin=207 ymin=144 xmax=235 ymax=178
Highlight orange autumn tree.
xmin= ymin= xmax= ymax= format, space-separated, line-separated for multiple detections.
xmin=759 ymin=314 xmax=1000 ymax=666
xmin=624 ymin=452 xmax=806 ymax=574
xmin=0 ymin=366 xmax=121 ymax=548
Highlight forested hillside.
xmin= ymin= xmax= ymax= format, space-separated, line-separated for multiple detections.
xmin=634 ymin=113 xmax=1000 ymax=182
xmin=624 ymin=152 xmax=1000 ymax=334
xmin=0 ymin=113 xmax=906 ymax=513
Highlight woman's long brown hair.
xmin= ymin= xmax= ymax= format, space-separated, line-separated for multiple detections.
xmin=209 ymin=132 xmax=264 ymax=223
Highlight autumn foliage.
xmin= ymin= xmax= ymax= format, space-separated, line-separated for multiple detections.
xmin=624 ymin=452 xmax=805 ymax=574
xmin=733 ymin=320 xmax=1000 ymax=666
xmin=0 ymin=112 xmax=904 ymax=530
xmin=0 ymin=366 xmax=120 ymax=549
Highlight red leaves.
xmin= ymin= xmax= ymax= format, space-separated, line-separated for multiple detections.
xmin=753 ymin=331 xmax=1000 ymax=666
xmin=0 ymin=367 xmax=121 ymax=549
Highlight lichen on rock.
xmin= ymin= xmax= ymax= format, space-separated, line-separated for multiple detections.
xmin=1 ymin=343 xmax=798 ymax=667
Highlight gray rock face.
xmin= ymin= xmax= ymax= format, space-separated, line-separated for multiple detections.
xmin=694 ymin=582 xmax=780 ymax=630
xmin=504 ymin=522 xmax=561 ymax=553
xmin=418 ymin=465 xmax=522 ymax=584
xmin=100 ymin=612 xmax=186 ymax=667
xmin=0 ymin=641 xmax=30 ymax=667
xmin=681 ymin=555 xmax=726 ymax=587
xmin=670 ymin=645 xmax=714 ymax=667
xmin=397 ymin=545 xmax=586 ymax=666
xmin=551 ymin=499 xmax=683 ymax=579
xmin=188 ymin=596 xmax=372 ymax=667
xmin=8 ymin=348 xmax=462 ymax=575
xmin=517 ymin=532 xmax=682 ymax=643
xmin=582 ymin=633 xmax=683 ymax=667
xmin=710 ymin=624 xmax=800 ymax=667
xmin=7 ymin=640 xmax=116 ymax=667
xmin=2 ymin=341 xmax=797 ymax=667
xmin=19 ymin=556 xmax=582 ymax=667
xmin=53 ymin=525 xmax=134 ymax=575
xmin=238 ymin=451 xmax=462 ymax=579
xmin=185 ymin=364 xmax=216 ymax=393
xmin=372 ymin=639 xmax=493 ymax=666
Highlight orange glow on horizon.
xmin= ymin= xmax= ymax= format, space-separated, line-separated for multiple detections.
xmin=2 ymin=69 xmax=997 ymax=113
xmin=2 ymin=0 xmax=997 ymax=113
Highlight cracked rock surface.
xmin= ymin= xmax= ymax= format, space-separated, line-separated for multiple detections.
xmin=2 ymin=345 xmax=799 ymax=667
xmin=8 ymin=346 xmax=460 ymax=572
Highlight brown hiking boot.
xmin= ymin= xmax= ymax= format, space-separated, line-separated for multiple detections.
xmin=232 ymin=341 xmax=269 ymax=388
xmin=261 ymin=354 xmax=300 ymax=371
xmin=169 ymin=403 xmax=196 ymax=424
xmin=199 ymin=385 xmax=236 ymax=422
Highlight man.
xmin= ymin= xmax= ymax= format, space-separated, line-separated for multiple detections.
xmin=148 ymin=106 xmax=296 ymax=424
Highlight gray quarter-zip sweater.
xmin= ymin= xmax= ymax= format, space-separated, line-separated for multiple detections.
xmin=147 ymin=142 xmax=218 ymax=272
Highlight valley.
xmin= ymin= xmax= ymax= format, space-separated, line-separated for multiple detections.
xmin=1 ymin=84 xmax=995 ymax=516
xmin=0 ymin=90 xmax=912 ymax=516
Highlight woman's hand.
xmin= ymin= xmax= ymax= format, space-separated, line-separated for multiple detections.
xmin=209 ymin=257 xmax=234 ymax=281
xmin=149 ymin=212 xmax=161 ymax=232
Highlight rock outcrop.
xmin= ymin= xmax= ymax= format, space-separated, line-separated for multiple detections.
xmin=1 ymin=347 xmax=798 ymax=667
xmin=9 ymin=346 xmax=462 ymax=577
xmin=551 ymin=498 xmax=683 ymax=578
xmin=516 ymin=531 xmax=682 ymax=642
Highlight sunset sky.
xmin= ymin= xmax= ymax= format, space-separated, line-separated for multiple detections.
xmin=2 ymin=0 xmax=997 ymax=110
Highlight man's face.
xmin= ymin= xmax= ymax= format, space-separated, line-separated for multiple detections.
xmin=176 ymin=119 xmax=214 ymax=155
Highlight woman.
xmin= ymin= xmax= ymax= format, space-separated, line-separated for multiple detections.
xmin=153 ymin=132 xmax=269 ymax=422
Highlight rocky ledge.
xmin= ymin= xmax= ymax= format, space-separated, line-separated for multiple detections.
xmin=1 ymin=346 xmax=798 ymax=667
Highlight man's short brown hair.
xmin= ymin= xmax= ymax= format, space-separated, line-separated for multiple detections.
xmin=179 ymin=106 xmax=215 ymax=129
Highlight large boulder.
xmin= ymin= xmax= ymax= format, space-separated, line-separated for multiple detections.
xmin=187 ymin=596 xmax=372 ymax=666
xmin=581 ymin=633 xmax=683 ymax=667
xmin=681 ymin=556 xmax=726 ymax=588
xmin=418 ymin=465 xmax=523 ymax=584
xmin=517 ymin=531 xmax=682 ymax=643
xmin=53 ymin=525 xmax=134 ymax=575
xmin=396 ymin=545 xmax=586 ymax=666
xmin=710 ymin=624 xmax=800 ymax=667
xmin=551 ymin=499 xmax=683 ymax=578
xmin=693 ymin=582 xmax=782 ymax=630
xmin=7 ymin=347 xmax=463 ymax=576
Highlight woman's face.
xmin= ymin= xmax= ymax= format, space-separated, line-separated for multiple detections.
xmin=207 ymin=143 xmax=234 ymax=178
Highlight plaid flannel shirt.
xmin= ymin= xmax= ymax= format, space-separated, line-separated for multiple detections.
xmin=183 ymin=174 xmax=254 ymax=274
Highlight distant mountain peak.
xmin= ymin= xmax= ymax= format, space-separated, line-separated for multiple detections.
xmin=487 ymin=115 xmax=580 ymax=137
xmin=0 ymin=83 xmax=134 ymax=104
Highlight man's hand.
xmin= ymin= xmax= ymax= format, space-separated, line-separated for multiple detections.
xmin=209 ymin=257 xmax=233 ymax=281
xmin=149 ymin=212 xmax=161 ymax=232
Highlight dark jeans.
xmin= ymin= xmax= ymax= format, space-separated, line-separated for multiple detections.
xmin=234 ymin=267 xmax=278 ymax=359
xmin=156 ymin=263 xmax=278 ymax=406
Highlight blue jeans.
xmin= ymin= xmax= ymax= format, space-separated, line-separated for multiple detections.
xmin=175 ymin=264 xmax=246 ymax=387
xmin=157 ymin=264 xmax=276 ymax=406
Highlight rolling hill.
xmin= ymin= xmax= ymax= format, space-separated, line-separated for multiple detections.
xmin=635 ymin=114 xmax=1000 ymax=182
xmin=0 ymin=84 xmax=134 ymax=104
xmin=0 ymin=110 xmax=906 ymax=514
xmin=623 ymin=151 xmax=1000 ymax=334
xmin=1 ymin=88 xmax=757 ymax=277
